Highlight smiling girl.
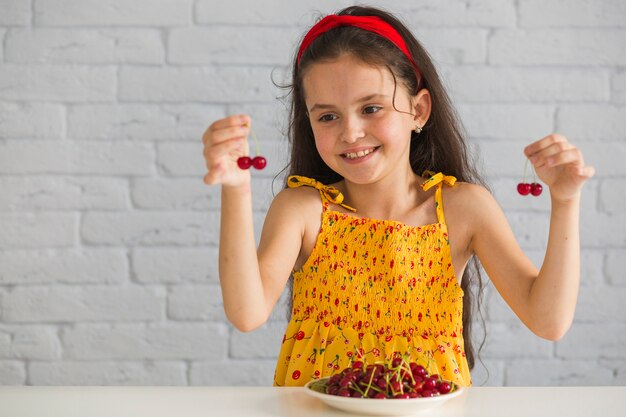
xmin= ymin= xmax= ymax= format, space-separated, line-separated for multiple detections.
xmin=201 ymin=6 xmax=594 ymax=387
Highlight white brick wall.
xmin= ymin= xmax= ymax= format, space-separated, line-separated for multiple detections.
xmin=0 ymin=0 xmax=624 ymax=387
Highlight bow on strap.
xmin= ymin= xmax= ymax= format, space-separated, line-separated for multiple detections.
xmin=420 ymin=171 xmax=457 ymax=191
xmin=288 ymin=175 xmax=356 ymax=212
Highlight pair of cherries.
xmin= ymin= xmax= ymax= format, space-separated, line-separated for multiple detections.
xmin=236 ymin=121 xmax=266 ymax=170
xmin=517 ymin=158 xmax=543 ymax=196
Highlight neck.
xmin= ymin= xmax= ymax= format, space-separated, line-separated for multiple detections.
xmin=340 ymin=169 xmax=424 ymax=221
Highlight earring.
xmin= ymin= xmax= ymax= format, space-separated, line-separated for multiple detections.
xmin=414 ymin=123 xmax=422 ymax=134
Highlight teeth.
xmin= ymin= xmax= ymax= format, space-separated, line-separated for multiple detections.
xmin=344 ymin=148 xmax=375 ymax=159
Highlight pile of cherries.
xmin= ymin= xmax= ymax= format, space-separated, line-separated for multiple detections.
xmin=321 ymin=357 xmax=457 ymax=399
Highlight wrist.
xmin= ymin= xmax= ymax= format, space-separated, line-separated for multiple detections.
xmin=222 ymin=182 xmax=252 ymax=196
xmin=549 ymin=190 xmax=581 ymax=208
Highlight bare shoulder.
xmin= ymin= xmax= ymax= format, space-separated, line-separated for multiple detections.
xmin=269 ymin=184 xmax=323 ymax=214
xmin=443 ymin=181 xmax=501 ymax=228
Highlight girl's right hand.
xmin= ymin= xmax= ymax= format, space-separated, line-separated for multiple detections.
xmin=202 ymin=114 xmax=251 ymax=187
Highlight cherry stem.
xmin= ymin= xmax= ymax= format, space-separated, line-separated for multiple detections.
xmin=523 ymin=158 xmax=528 ymax=183
xmin=243 ymin=122 xmax=260 ymax=156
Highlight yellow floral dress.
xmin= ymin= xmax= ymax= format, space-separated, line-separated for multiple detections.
xmin=273 ymin=173 xmax=471 ymax=387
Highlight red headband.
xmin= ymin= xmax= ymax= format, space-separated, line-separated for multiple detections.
xmin=297 ymin=14 xmax=419 ymax=74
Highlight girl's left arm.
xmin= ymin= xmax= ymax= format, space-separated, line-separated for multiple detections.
xmin=470 ymin=134 xmax=595 ymax=340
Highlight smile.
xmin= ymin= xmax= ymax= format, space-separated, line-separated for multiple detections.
xmin=342 ymin=147 xmax=379 ymax=160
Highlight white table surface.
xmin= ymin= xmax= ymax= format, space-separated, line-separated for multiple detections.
xmin=1 ymin=386 xmax=624 ymax=417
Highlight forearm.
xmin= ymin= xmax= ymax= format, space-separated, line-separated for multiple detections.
xmin=218 ymin=184 xmax=268 ymax=331
xmin=528 ymin=194 xmax=581 ymax=340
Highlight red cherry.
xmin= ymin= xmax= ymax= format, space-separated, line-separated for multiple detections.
xmin=237 ymin=156 xmax=252 ymax=169
xmin=530 ymin=182 xmax=543 ymax=196
xmin=437 ymin=381 xmax=452 ymax=394
xmin=252 ymin=156 xmax=266 ymax=170
xmin=517 ymin=182 xmax=531 ymax=195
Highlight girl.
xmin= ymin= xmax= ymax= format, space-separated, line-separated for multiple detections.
xmin=201 ymin=6 xmax=594 ymax=387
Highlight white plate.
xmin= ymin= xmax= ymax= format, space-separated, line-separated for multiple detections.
xmin=304 ymin=378 xmax=464 ymax=416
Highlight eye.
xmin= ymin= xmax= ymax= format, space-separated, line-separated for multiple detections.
xmin=318 ymin=114 xmax=338 ymax=122
xmin=363 ymin=106 xmax=382 ymax=114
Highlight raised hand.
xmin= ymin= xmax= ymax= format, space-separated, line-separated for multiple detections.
xmin=524 ymin=134 xmax=595 ymax=202
xmin=202 ymin=114 xmax=251 ymax=187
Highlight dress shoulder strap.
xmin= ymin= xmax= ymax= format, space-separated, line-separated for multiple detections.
xmin=287 ymin=175 xmax=357 ymax=212
xmin=420 ymin=171 xmax=457 ymax=225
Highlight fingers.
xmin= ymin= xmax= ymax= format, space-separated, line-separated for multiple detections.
xmin=202 ymin=114 xmax=251 ymax=146
xmin=524 ymin=134 xmax=585 ymax=169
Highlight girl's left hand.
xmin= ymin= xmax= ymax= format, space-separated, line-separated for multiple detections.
xmin=524 ymin=134 xmax=595 ymax=202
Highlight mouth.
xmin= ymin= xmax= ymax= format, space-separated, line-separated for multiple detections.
xmin=342 ymin=146 xmax=380 ymax=160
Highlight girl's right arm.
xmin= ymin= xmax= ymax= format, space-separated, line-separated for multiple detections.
xmin=202 ymin=115 xmax=304 ymax=331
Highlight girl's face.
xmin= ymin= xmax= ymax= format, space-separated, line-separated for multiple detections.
xmin=302 ymin=54 xmax=420 ymax=185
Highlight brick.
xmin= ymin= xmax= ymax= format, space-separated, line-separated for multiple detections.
xmin=469 ymin=359 xmax=505 ymax=386
xmin=0 ymin=0 xmax=30 ymax=25
xmin=599 ymin=178 xmax=626 ymax=214
xmin=608 ymin=360 xmax=626 ymax=385
xmin=269 ymin=288 xmax=292 ymax=323
xmin=394 ymin=0 xmax=517 ymax=28
xmin=132 ymin=247 xmax=219 ymax=284
xmin=68 ymin=104 xmax=227 ymax=141
xmin=168 ymin=285 xmax=225 ymax=321
xmin=62 ymin=323 xmax=228 ymax=359
xmin=481 ymin=322 xmax=553 ymax=359
xmin=169 ymin=27 xmax=298 ymax=65
xmin=415 ymin=28 xmax=487 ymax=65
xmin=0 ymin=249 xmax=127 ymax=285
xmin=131 ymin=177 xmax=274 ymax=212
xmin=5 ymin=28 xmax=163 ymax=64
xmin=446 ymin=66 xmax=610 ymax=103
xmin=606 ymin=250 xmax=626 ymax=286
xmin=0 ymin=102 xmax=64 ymax=139
xmin=613 ymin=70 xmax=626 ymax=103
xmin=0 ymin=29 xmax=5 ymax=60
xmin=82 ymin=212 xmax=220 ymax=246
xmin=580 ymin=212 xmax=626 ymax=247
xmin=0 ymin=212 xmax=76 ymax=249
xmin=0 ymin=65 xmax=115 ymax=102
xmin=158 ymin=140 xmax=287 ymax=179
xmin=34 ymin=0 xmax=192 ymax=26
xmin=458 ymin=104 xmax=554 ymax=141
xmin=118 ymin=67 xmax=276 ymax=103
xmin=29 ymin=361 xmax=187 ymax=385
xmin=574 ymin=285 xmax=626 ymax=322
xmin=2 ymin=286 xmax=164 ymax=323
xmin=132 ymin=178 xmax=220 ymax=211
xmin=556 ymin=323 xmax=626 ymax=359
xmin=558 ymin=105 xmax=626 ymax=140
xmin=0 ymin=141 xmax=155 ymax=175
xmin=0 ymin=361 xmax=25 ymax=385
xmin=519 ymin=0 xmax=626 ymax=28
xmin=0 ymin=325 xmax=62 ymax=360
xmin=190 ymin=359 xmax=277 ymax=386
xmin=489 ymin=29 xmax=626 ymax=66
xmin=195 ymin=0 xmax=335 ymax=26
xmin=0 ymin=176 xmax=129 ymax=211
xmin=506 ymin=359 xmax=613 ymax=386
xmin=230 ymin=321 xmax=286 ymax=359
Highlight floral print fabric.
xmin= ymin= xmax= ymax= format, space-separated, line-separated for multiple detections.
xmin=273 ymin=173 xmax=471 ymax=387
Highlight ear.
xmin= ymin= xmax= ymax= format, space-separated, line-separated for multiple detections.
xmin=411 ymin=88 xmax=432 ymax=127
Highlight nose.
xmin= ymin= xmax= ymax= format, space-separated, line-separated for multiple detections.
xmin=339 ymin=116 xmax=365 ymax=144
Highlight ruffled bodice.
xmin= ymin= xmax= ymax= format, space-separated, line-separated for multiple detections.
xmin=273 ymin=173 xmax=471 ymax=387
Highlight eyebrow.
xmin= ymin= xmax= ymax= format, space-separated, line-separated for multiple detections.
xmin=308 ymin=94 xmax=389 ymax=113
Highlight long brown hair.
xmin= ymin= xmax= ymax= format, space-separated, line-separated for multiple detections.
xmin=278 ymin=5 xmax=487 ymax=371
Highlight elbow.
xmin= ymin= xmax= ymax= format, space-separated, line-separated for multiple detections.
xmin=226 ymin=312 xmax=269 ymax=333
xmin=531 ymin=320 xmax=572 ymax=341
